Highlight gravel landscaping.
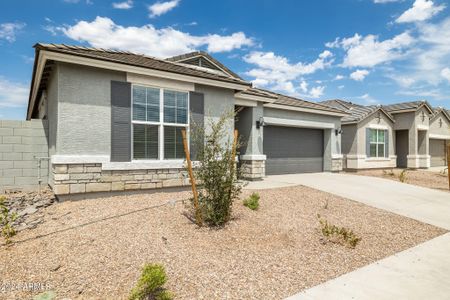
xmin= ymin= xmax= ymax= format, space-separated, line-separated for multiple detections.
xmin=349 ymin=168 xmax=449 ymax=192
xmin=0 ymin=185 xmax=446 ymax=299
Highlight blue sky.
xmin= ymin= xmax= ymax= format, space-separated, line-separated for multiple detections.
xmin=0 ymin=0 xmax=449 ymax=120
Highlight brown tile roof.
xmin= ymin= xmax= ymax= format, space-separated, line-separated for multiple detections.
xmin=383 ymin=100 xmax=433 ymax=114
xmin=320 ymin=99 xmax=394 ymax=124
xmin=34 ymin=44 xmax=251 ymax=86
xmin=250 ymin=88 xmax=347 ymax=115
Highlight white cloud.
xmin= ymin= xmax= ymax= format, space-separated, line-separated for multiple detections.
xmin=0 ymin=22 xmax=25 ymax=42
xmin=350 ymin=69 xmax=370 ymax=81
xmin=338 ymin=32 xmax=414 ymax=68
xmin=113 ymin=0 xmax=133 ymax=9
xmin=359 ymin=93 xmax=379 ymax=105
xmin=441 ymin=67 xmax=450 ymax=83
xmin=63 ymin=0 xmax=92 ymax=3
xmin=334 ymin=74 xmax=344 ymax=80
xmin=148 ymin=0 xmax=180 ymax=18
xmin=396 ymin=0 xmax=445 ymax=23
xmin=244 ymin=50 xmax=333 ymax=96
xmin=338 ymin=85 xmax=345 ymax=90
xmin=0 ymin=78 xmax=29 ymax=108
xmin=62 ymin=16 xmax=253 ymax=57
xmin=309 ymin=86 xmax=325 ymax=98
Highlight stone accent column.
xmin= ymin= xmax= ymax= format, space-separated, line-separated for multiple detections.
xmin=240 ymin=155 xmax=266 ymax=180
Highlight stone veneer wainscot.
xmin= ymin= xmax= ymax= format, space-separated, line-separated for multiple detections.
xmin=52 ymin=163 xmax=189 ymax=195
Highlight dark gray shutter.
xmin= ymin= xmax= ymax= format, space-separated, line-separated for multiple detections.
xmin=366 ymin=128 xmax=371 ymax=158
xmin=385 ymin=130 xmax=389 ymax=158
xmin=111 ymin=80 xmax=131 ymax=162
xmin=189 ymin=91 xmax=204 ymax=160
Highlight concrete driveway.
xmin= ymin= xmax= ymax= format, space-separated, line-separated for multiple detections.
xmin=246 ymin=173 xmax=450 ymax=300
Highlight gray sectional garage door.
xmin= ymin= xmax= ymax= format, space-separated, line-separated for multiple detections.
xmin=430 ymin=139 xmax=447 ymax=167
xmin=264 ymin=126 xmax=324 ymax=175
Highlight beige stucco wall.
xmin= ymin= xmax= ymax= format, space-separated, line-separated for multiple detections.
xmin=429 ymin=112 xmax=450 ymax=138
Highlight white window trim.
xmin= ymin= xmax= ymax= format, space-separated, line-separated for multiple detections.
xmin=131 ymin=83 xmax=190 ymax=162
xmin=369 ymin=129 xmax=386 ymax=158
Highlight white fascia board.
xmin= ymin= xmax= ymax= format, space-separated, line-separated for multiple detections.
xmin=235 ymin=92 xmax=277 ymax=103
xmin=29 ymin=50 xmax=250 ymax=118
xmin=429 ymin=134 xmax=450 ymax=140
xmin=263 ymin=117 xmax=336 ymax=129
xmin=417 ymin=124 xmax=429 ymax=130
xmin=264 ymin=103 xmax=347 ymax=117
xmin=235 ymin=98 xmax=257 ymax=107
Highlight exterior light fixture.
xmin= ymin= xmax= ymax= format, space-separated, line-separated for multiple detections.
xmin=335 ymin=128 xmax=343 ymax=135
xmin=256 ymin=117 xmax=265 ymax=129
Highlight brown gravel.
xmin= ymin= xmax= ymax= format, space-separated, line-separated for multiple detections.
xmin=0 ymin=186 xmax=446 ymax=300
xmin=348 ymin=169 xmax=450 ymax=192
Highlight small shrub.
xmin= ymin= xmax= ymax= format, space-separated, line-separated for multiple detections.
xmin=189 ymin=112 xmax=242 ymax=227
xmin=243 ymin=192 xmax=260 ymax=210
xmin=129 ymin=264 xmax=173 ymax=300
xmin=317 ymin=214 xmax=361 ymax=248
xmin=0 ymin=196 xmax=17 ymax=245
xmin=399 ymin=170 xmax=407 ymax=183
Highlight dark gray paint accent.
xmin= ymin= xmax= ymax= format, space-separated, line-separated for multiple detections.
xmin=366 ymin=128 xmax=371 ymax=157
xmin=189 ymin=91 xmax=204 ymax=160
xmin=264 ymin=126 xmax=324 ymax=175
xmin=385 ymin=130 xmax=389 ymax=158
xmin=234 ymin=107 xmax=251 ymax=156
xmin=396 ymin=130 xmax=409 ymax=168
xmin=111 ymin=80 xmax=131 ymax=162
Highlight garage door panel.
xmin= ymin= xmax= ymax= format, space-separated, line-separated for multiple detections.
xmin=266 ymin=158 xmax=323 ymax=175
xmin=430 ymin=139 xmax=447 ymax=167
xmin=264 ymin=126 xmax=324 ymax=175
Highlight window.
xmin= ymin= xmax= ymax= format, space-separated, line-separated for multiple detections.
xmin=369 ymin=129 xmax=385 ymax=158
xmin=132 ymin=85 xmax=188 ymax=160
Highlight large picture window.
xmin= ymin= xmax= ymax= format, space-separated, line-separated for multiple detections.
xmin=369 ymin=129 xmax=385 ymax=158
xmin=132 ymin=85 xmax=188 ymax=160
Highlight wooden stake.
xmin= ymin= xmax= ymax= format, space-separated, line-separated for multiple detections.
xmin=447 ymin=144 xmax=450 ymax=190
xmin=181 ymin=129 xmax=202 ymax=226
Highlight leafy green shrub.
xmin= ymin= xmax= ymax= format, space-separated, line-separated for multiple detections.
xmin=129 ymin=264 xmax=173 ymax=300
xmin=243 ymin=192 xmax=260 ymax=210
xmin=0 ymin=196 xmax=17 ymax=245
xmin=189 ymin=112 xmax=242 ymax=227
xmin=317 ymin=214 xmax=361 ymax=248
xmin=399 ymin=170 xmax=407 ymax=183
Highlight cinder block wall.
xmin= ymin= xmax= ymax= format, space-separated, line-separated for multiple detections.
xmin=0 ymin=120 xmax=49 ymax=192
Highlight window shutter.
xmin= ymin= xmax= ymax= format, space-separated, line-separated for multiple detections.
xmin=111 ymin=80 xmax=132 ymax=162
xmin=385 ymin=130 xmax=389 ymax=158
xmin=366 ymin=128 xmax=371 ymax=158
xmin=189 ymin=91 xmax=204 ymax=160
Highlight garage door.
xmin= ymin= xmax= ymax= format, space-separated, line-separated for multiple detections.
xmin=264 ymin=126 xmax=323 ymax=175
xmin=430 ymin=139 xmax=447 ymax=167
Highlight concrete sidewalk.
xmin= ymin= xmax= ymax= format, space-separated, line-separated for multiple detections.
xmin=246 ymin=173 xmax=450 ymax=299
xmin=246 ymin=173 xmax=450 ymax=230
xmin=287 ymin=232 xmax=450 ymax=300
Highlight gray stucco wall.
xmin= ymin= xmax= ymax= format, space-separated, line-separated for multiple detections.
xmin=341 ymin=124 xmax=357 ymax=155
xmin=235 ymin=103 xmax=264 ymax=156
xmin=429 ymin=113 xmax=450 ymax=136
xmin=194 ymin=84 xmax=235 ymax=145
xmin=56 ymin=62 xmax=126 ymax=156
xmin=0 ymin=120 xmax=49 ymax=192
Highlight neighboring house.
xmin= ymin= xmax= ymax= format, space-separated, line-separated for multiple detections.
xmin=320 ymin=100 xmax=396 ymax=169
xmin=383 ymin=101 xmax=434 ymax=169
xmin=11 ymin=44 xmax=346 ymax=195
xmin=429 ymin=108 xmax=450 ymax=167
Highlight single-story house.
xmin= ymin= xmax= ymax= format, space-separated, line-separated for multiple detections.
xmin=320 ymin=100 xmax=396 ymax=169
xmin=429 ymin=108 xmax=450 ymax=167
xmin=17 ymin=44 xmax=347 ymax=195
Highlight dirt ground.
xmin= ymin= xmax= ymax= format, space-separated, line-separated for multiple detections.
xmin=0 ymin=186 xmax=446 ymax=300
xmin=349 ymin=168 xmax=450 ymax=192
